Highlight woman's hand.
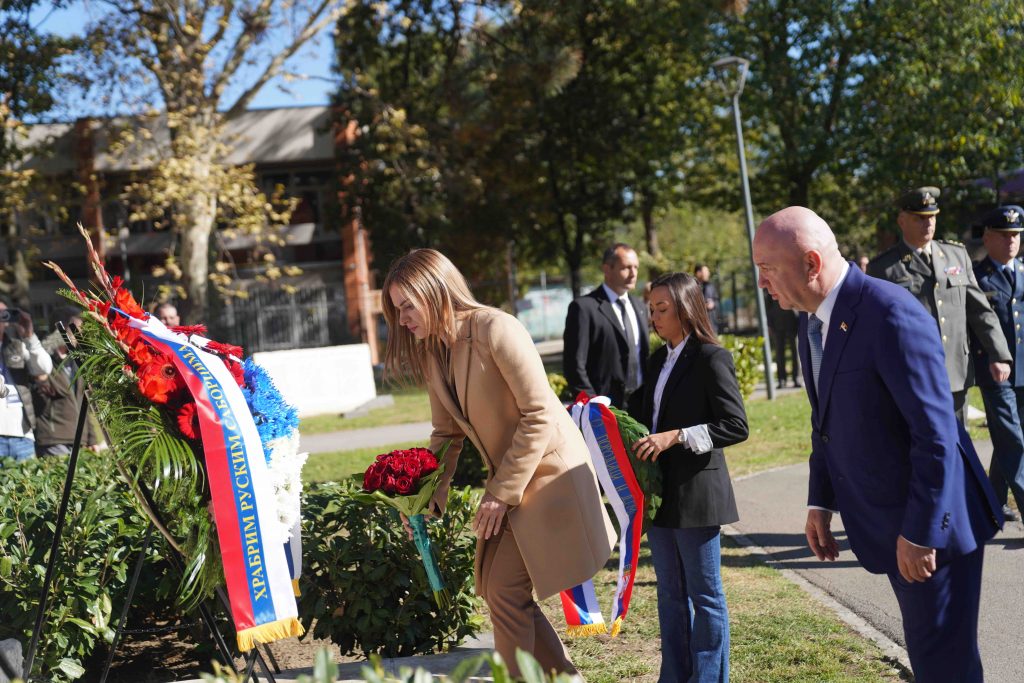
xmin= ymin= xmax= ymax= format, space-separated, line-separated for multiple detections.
xmin=633 ymin=430 xmax=678 ymax=462
xmin=472 ymin=492 xmax=508 ymax=540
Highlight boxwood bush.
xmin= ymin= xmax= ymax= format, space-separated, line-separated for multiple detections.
xmin=297 ymin=480 xmax=482 ymax=658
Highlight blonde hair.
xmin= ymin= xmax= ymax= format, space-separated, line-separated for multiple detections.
xmin=381 ymin=249 xmax=487 ymax=384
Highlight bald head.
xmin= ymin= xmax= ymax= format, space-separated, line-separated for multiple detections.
xmin=753 ymin=207 xmax=846 ymax=312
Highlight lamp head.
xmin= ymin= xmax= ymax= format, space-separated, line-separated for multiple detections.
xmin=711 ymin=56 xmax=750 ymax=97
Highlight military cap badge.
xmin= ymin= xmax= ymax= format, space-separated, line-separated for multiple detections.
xmin=1006 ymin=208 xmax=1020 ymax=224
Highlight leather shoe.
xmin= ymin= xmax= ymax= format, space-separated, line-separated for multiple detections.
xmin=1002 ymin=505 xmax=1020 ymax=523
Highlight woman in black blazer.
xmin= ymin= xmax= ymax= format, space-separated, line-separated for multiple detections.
xmin=632 ymin=271 xmax=749 ymax=683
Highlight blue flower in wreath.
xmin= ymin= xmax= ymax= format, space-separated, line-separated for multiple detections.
xmin=242 ymin=358 xmax=299 ymax=455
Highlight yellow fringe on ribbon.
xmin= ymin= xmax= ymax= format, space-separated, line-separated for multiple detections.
xmin=236 ymin=617 xmax=305 ymax=652
xmin=609 ymin=616 xmax=623 ymax=638
xmin=292 ymin=578 xmax=301 ymax=597
xmin=565 ymin=622 xmax=608 ymax=637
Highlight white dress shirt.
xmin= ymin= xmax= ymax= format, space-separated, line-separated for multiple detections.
xmin=602 ymin=283 xmax=643 ymax=384
xmin=651 ymin=336 xmax=713 ymax=454
xmin=813 ymin=261 xmax=851 ymax=350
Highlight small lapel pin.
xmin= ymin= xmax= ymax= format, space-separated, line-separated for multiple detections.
xmin=839 ymin=322 xmax=849 ymax=332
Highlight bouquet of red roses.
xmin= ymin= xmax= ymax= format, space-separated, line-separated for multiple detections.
xmin=350 ymin=442 xmax=450 ymax=607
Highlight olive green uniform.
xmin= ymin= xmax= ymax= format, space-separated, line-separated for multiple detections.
xmin=868 ymin=239 xmax=1010 ymax=399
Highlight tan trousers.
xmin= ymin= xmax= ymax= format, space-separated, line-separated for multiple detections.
xmin=479 ymin=523 xmax=577 ymax=678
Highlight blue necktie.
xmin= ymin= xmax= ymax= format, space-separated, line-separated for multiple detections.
xmin=807 ymin=314 xmax=824 ymax=392
xmin=1004 ymin=265 xmax=1016 ymax=291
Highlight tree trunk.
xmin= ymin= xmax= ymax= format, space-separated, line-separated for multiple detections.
xmin=178 ymin=155 xmax=217 ymax=324
xmin=641 ymin=191 xmax=660 ymax=260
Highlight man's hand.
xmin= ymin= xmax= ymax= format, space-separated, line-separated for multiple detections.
xmin=805 ymin=509 xmax=839 ymax=561
xmin=472 ymin=492 xmax=508 ymax=540
xmin=14 ymin=310 xmax=33 ymax=339
xmin=990 ymin=361 xmax=1011 ymax=383
xmin=896 ymin=535 xmax=936 ymax=583
xmin=633 ymin=430 xmax=678 ymax=462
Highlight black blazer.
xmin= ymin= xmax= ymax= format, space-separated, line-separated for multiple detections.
xmin=563 ymin=286 xmax=650 ymax=408
xmin=638 ymin=337 xmax=748 ymax=529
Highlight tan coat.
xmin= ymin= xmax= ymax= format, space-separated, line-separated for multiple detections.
xmin=427 ymin=308 xmax=615 ymax=600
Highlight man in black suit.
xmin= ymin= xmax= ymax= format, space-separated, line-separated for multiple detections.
xmin=563 ymin=243 xmax=650 ymax=408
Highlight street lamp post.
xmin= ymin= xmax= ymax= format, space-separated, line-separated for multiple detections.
xmin=712 ymin=56 xmax=776 ymax=400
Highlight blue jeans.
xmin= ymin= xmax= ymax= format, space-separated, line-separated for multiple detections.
xmin=648 ymin=525 xmax=729 ymax=683
xmin=978 ymin=383 xmax=1024 ymax=510
xmin=0 ymin=435 xmax=36 ymax=461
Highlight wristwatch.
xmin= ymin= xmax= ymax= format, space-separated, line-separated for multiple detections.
xmin=676 ymin=428 xmax=686 ymax=444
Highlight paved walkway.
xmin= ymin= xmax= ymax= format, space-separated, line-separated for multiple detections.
xmin=301 ymin=422 xmax=433 ymax=455
xmin=730 ymin=438 xmax=1024 ymax=683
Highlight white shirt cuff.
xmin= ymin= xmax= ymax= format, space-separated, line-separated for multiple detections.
xmin=681 ymin=424 xmax=713 ymax=454
xmin=807 ymin=505 xmax=840 ymax=515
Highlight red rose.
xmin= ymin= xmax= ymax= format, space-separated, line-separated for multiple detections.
xmin=176 ymin=402 xmax=200 ymax=440
xmin=364 ymin=467 xmax=383 ymax=492
xmin=383 ymin=474 xmax=398 ymax=494
xmin=403 ymin=459 xmax=421 ymax=477
xmin=395 ymin=476 xmax=415 ymax=495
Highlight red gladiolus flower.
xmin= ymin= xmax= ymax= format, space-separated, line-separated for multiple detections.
xmin=113 ymin=287 xmax=145 ymax=318
xmin=176 ymin=402 xmax=200 ymax=440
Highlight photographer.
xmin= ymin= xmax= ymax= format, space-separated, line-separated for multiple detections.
xmin=0 ymin=299 xmax=53 ymax=461
xmin=34 ymin=308 xmax=101 ymax=456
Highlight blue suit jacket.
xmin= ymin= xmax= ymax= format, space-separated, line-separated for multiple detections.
xmin=971 ymin=256 xmax=1024 ymax=388
xmin=798 ymin=264 xmax=1000 ymax=575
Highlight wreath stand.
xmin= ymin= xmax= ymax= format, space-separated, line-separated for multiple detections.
xmin=23 ymin=324 xmax=282 ymax=683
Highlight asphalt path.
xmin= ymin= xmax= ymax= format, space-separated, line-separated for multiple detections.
xmin=730 ymin=439 xmax=1024 ymax=683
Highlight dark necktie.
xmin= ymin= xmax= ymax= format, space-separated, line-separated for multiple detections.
xmin=616 ymin=298 xmax=639 ymax=395
xmin=920 ymin=249 xmax=932 ymax=269
xmin=1004 ymin=265 xmax=1016 ymax=290
xmin=807 ymin=314 xmax=824 ymax=392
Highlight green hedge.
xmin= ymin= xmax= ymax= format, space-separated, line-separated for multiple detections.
xmin=1 ymin=459 xmax=484 ymax=679
xmin=297 ymin=480 xmax=482 ymax=658
xmin=0 ymin=454 xmax=155 ymax=681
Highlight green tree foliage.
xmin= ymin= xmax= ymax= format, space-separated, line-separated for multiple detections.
xmin=74 ymin=0 xmax=347 ymax=320
xmin=694 ymin=0 xmax=1024 ymax=251
xmin=334 ymin=1 xmax=735 ymax=296
xmin=0 ymin=0 xmax=82 ymax=305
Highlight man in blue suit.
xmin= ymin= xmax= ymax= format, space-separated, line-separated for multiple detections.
xmin=753 ymin=207 xmax=1002 ymax=683
xmin=971 ymin=205 xmax=1024 ymax=522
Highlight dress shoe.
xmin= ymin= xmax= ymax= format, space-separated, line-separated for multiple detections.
xmin=1003 ymin=505 xmax=1020 ymax=523
xmin=793 ymin=379 xmax=802 ymax=388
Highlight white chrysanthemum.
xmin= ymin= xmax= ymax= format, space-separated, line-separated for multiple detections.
xmin=265 ymin=430 xmax=308 ymax=539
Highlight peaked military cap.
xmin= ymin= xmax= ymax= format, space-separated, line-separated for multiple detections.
xmin=979 ymin=205 xmax=1024 ymax=232
xmin=897 ymin=186 xmax=941 ymax=215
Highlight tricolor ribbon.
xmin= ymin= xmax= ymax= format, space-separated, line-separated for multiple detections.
xmin=126 ymin=313 xmax=303 ymax=651
xmin=562 ymin=395 xmax=644 ymax=637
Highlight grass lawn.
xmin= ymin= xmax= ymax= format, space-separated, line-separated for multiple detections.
xmin=728 ymin=392 xmax=812 ymax=478
xmin=301 ymin=441 xmax=423 ymax=483
xmin=537 ymin=538 xmax=906 ymax=682
xmin=300 ymin=389 xmax=431 ymax=434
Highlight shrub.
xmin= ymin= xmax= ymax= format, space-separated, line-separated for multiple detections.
xmin=0 ymin=454 xmax=154 ymax=681
xmin=720 ymin=334 xmax=764 ymax=400
xmin=199 ymin=647 xmax=578 ymax=683
xmin=298 ymin=480 xmax=482 ymax=658
xmin=546 ymin=372 xmax=568 ymax=401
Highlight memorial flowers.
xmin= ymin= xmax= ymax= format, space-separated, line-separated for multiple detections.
xmin=351 ymin=443 xmax=451 ymax=608
xmin=42 ymin=226 xmax=306 ymax=650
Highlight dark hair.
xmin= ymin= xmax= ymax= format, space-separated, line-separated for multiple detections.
xmin=602 ymin=243 xmax=635 ymax=266
xmin=693 ymin=263 xmax=707 ymax=272
xmin=649 ymin=271 xmax=718 ymax=346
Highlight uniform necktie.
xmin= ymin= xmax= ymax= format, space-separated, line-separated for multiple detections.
xmin=1004 ymin=265 xmax=1016 ymax=290
xmin=920 ymin=249 xmax=932 ymax=268
xmin=807 ymin=314 xmax=824 ymax=392
xmin=616 ymin=298 xmax=639 ymax=395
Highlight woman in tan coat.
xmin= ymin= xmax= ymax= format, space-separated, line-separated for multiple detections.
xmin=382 ymin=249 xmax=615 ymax=676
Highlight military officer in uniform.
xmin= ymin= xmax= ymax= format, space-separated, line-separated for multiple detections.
xmin=971 ymin=205 xmax=1024 ymax=523
xmin=868 ymin=186 xmax=1011 ymax=423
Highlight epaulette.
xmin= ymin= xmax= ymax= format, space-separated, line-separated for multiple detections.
xmin=938 ymin=238 xmax=965 ymax=247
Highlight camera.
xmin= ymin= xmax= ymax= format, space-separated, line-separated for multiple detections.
xmin=0 ymin=308 xmax=23 ymax=323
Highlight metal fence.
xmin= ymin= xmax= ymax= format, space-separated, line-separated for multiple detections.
xmin=210 ymin=284 xmax=351 ymax=353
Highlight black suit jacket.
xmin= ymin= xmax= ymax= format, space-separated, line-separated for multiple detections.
xmin=563 ymin=286 xmax=650 ymax=408
xmin=638 ymin=337 xmax=748 ymax=529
